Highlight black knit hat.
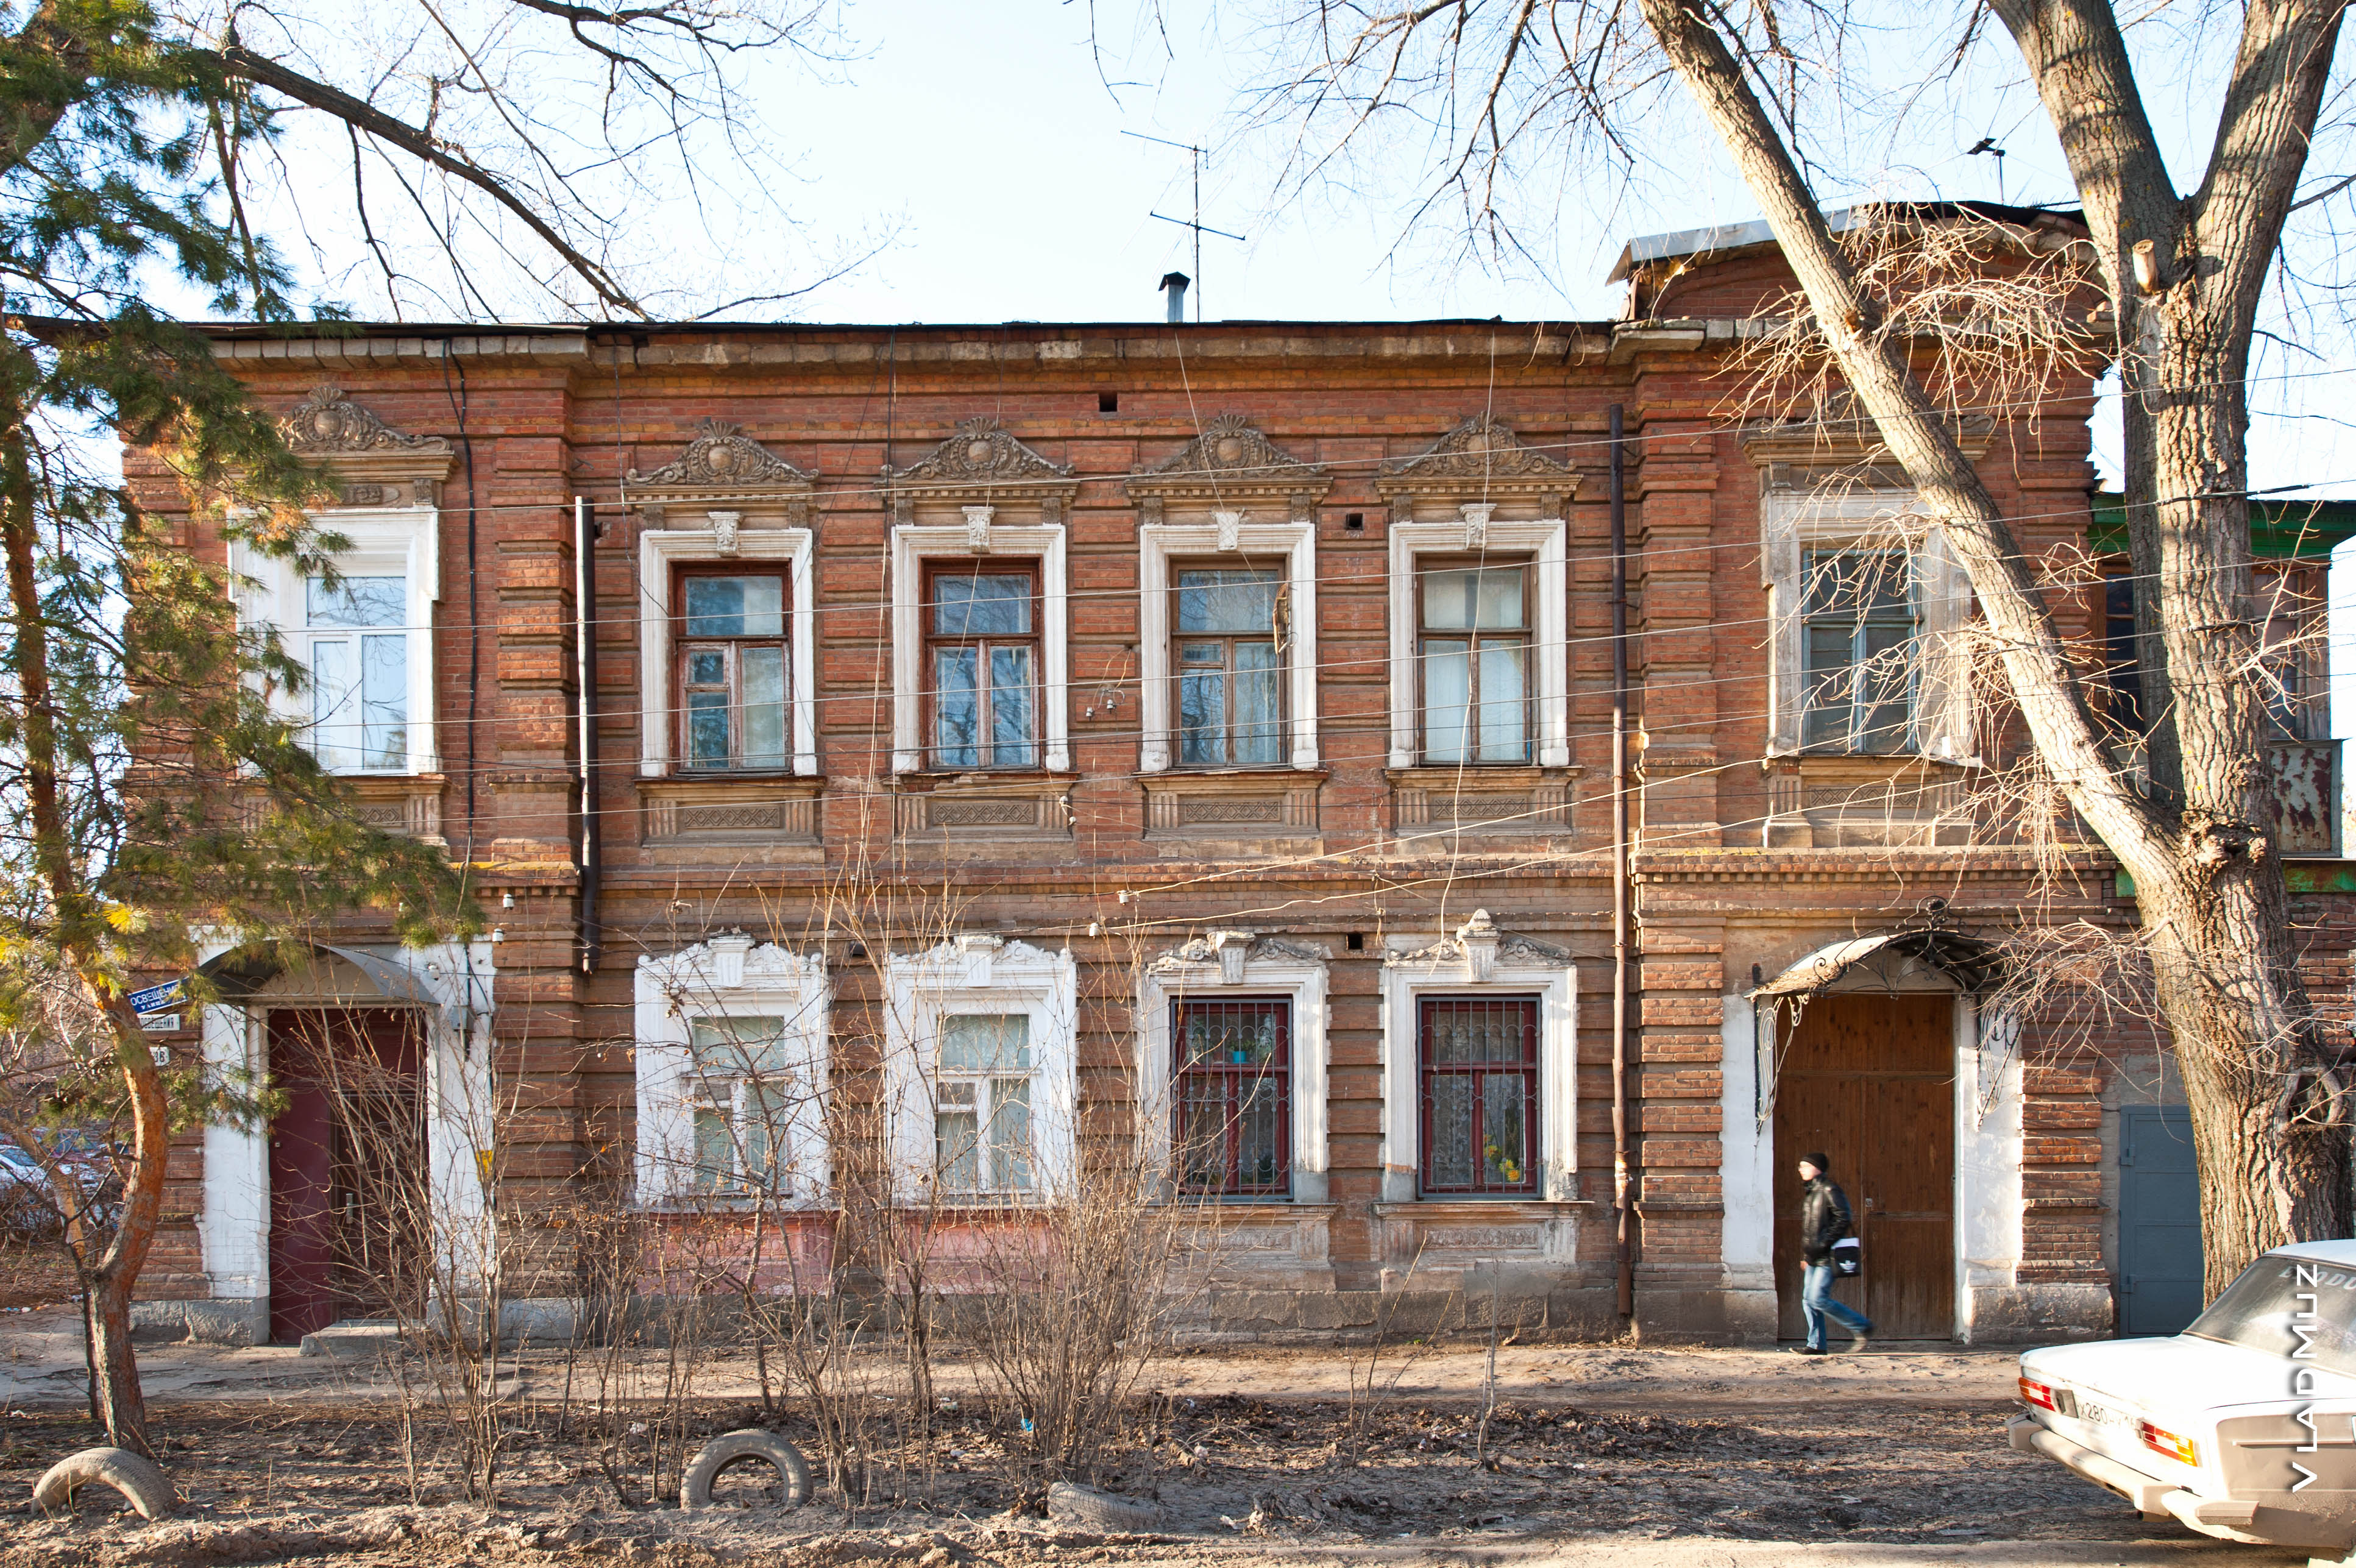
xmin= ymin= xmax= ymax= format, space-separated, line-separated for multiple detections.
xmin=1800 ymin=1152 xmax=1831 ymax=1172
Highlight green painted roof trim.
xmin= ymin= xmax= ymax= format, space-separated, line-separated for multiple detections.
xmin=2120 ymin=862 xmax=2356 ymax=898
xmin=2090 ymin=492 xmax=2356 ymax=559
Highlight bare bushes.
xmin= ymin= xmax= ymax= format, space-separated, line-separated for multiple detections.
xmin=957 ymin=1146 xmax=1193 ymax=1485
xmin=296 ymin=1009 xmax=519 ymax=1503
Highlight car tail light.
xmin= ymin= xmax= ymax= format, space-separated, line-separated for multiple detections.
xmin=2020 ymin=1377 xmax=2057 ymax=1410
xmin=2140 ymin=1421 xmax=2200 ymax=1467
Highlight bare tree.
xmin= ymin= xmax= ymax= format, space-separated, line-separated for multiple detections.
xmin=1213 ymin=0 xmax=2352 ymax=1288
xmin=0 ymin=0 xmax=875 ymax=1457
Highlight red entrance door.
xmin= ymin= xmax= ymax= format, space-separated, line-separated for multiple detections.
xmin=267 ymin=1009 xmax=425 ymax=1344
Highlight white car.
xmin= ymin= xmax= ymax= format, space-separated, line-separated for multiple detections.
xmin=2014 ymin=1239 xmax=2356 ymax=1553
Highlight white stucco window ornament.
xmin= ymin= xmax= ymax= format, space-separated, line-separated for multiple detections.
xmin=884 ymin=419 xmax=1080 ymax=775
xmin=1137 ymin=931 xmax=1332 ymax=1203
xmin=1380 ymin=911 xmax=1578 ymax=1203
xmin=628 ymin=419 xmax=822 ymax=778
xmin=634 ymin=935 xmax=832 ymax=1205
xmin=884 ymin=935 xmax=1077 ymax=1202
xmin=1124 ymin=416 xmax=1333 ymax=775
xmin=229 ymin=386 xmax=456 ymax=779
xmin=1371 ymin=417 xmax=1578 ymax=770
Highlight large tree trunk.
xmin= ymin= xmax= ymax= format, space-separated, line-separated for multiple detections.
xmin=2 ymin=386 xmax=169 ymax=1455
xmin=1637 ymin=0 xmax=2352 ymax=1297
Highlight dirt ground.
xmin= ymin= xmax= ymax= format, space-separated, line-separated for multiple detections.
xmin=0 ymin=1306 xmax=2316 ymax=1568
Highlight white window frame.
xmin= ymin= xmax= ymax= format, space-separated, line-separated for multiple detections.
xmin=885 ymin=936 xmax=1077 ymax=1202
xmin=1140 ymin=517 xmax=1319 ymax=773
xmin=231 ymin=510 xmax=441 ymax=776
xmin=1137 ymin=934 xmax=1330 ymax=1204
xmin=890 ymin=519 xmax=1070 ymax=773
xmin=1762 ymin=487 xmax=1974 ymax=761
xmin=1386 ymin=516 xmax=1567 ymax=769
xmin=1379 ymin=913 xmax=1577 ymax=1202
xmin=634 ymin=937 xmax=831 ymax=1206
xmin=639 ymin=519 xmax=818 ymax=777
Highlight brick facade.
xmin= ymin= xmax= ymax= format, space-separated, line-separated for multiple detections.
xmin=118 ymin=232 xmax=2351 ymax=1347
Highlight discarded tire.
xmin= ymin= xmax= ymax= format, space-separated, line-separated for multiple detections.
xmin=678 ymin=1429 xmax=810 ymax=1511
xmin=32 ymin=1447 xmax=178 ymax=1520
xmin=1047 ymin=1480 xmax=1163 ymax=1533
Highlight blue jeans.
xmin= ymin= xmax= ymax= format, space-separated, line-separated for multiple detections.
xmin=1801 ymin=1262 xmax=1872 ymax=1350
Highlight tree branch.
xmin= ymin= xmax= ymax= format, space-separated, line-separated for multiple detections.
xmin=200 ymin=44 xmax=645 ymax=316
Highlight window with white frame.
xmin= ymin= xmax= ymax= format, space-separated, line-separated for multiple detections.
xmin=890 ymin=523 xmax=1070 ymax=773
xmin=1800 ymin=548 xmax=1918 ymax=753
xmin=639 ymin=519 xmax=818 ymax=778
xmin=684 ymin=1016 xmax=806 ymax=1193
xmin=299 ymin=575 xmax=411 ymax=771
xmin=1762 ymin=485 xmax=1973 ymax=761
xmin=1386 ymin=516 xmax=1567 ymax=770
xmin=1378 ymin=912 xmax=1575 ymax=1203
xmin=933 ymin=1013 xmax=1035 ymax=1192
xmin=634 ymin=938 xmax=830 ymax=1205
xmin=1138 ymin=518 xmax=1318 ymax=773
xmin=232 ymin=512 xmax=441 ymax=778
xmin=886 ymin=936 xmax=1076 ymax=1201
xmin=1137 ymin=933 xmax=1330 ymax=1204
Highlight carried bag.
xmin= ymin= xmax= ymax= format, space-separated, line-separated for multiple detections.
xmin=1830 ymin=1236 xmax=1863 ymax=1278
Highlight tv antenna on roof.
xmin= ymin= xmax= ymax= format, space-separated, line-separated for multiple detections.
xmin=1967 ymin=137 xmax=2008 ymax=205
xmin=1122 ymin=130 xmax=1246 ymax=322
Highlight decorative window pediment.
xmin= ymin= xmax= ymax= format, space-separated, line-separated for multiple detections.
xmin=885 ymin=418 xmax=1077 ymax=520
xmin=279 ymin=384 xmax=455 ymax=506
xmin=1374 ymin=417 xmax=1577 ymax=520
xmin=627 ymin=419 xmax=817 ymax=523
xmin=1386 ymin=910 xmax=1570 ymax=981
xmin=1124 ymin=414 xmax=1331 ymax=525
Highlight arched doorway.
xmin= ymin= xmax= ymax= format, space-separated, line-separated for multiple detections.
xmin=196 ymin=942 xmax=483 ymax=1345
xmin=1751 ymin=928 xmax=2006 ymax=1343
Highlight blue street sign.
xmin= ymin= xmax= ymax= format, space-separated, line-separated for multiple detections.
xmin=127 ymin=979 xmax=184 ymax=1015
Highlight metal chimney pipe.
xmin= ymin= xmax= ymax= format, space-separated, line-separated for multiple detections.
xmin=1160 ymin=271 xmax=1190 ymax=324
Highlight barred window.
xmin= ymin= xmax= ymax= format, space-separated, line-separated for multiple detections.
xmin=1174 ymin=998 xmax=1291 ymax=1196
xmin=1418 ymin=996 xmax=1539 ymax=1195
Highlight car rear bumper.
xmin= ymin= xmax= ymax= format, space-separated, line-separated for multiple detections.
xmin=2005 ymin=1417 xmax=2296 ymax=1548
xmin=2007 ymin=1414 xmax=2176 ymax=1513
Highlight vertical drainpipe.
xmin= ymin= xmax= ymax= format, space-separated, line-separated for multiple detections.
xmin=575 ymin=496 xmax=602 ymax=974
xmin=1611 ymin=404 xmax=1635 ymax=1324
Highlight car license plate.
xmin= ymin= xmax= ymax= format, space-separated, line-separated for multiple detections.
xmin=2076 ymin=1398 xmax=2131 ymax=1429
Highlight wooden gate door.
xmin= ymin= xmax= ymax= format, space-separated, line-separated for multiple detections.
xmin=267 ymin=1009 xmax=425 ymax=1344
xmin=1773 ymin=993 xmax=1956 ymax=1341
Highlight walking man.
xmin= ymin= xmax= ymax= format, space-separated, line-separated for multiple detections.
xmin=1794 ymin=1152 xmax=1872 ymax=1355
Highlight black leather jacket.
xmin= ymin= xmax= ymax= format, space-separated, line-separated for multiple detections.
xmin=1800 ymin=1175 xmax=1854 ymax=1265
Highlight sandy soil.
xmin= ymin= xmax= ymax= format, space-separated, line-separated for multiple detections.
xmin=0 ymin=1309 xmax=2307 ymax=1568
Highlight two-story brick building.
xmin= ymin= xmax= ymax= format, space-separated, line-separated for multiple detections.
xmin=126 ymin=207 xmax=2355 ymax=1349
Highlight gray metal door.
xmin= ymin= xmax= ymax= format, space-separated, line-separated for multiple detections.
xmin=2118 ymin=1104 xmax=2203 ymax=1336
